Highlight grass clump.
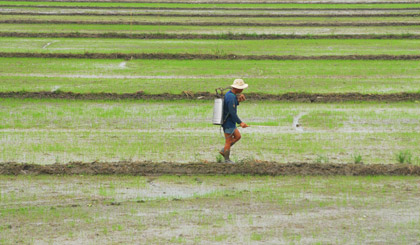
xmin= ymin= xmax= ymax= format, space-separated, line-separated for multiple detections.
xmin=315 ymin=155 xmax=329 ymax=164
xmin=237 ymin=156 xmax=256 ymax=164
xmin=251 ymin=233 xmax=263 ymax=241
xmin=352 ymin=153 xmax=363 ymax=164
xmin=413 ymin=157 xmax=420 ymax=166
xmin=396 ymin=150 xmax=412 ymax=164
xmin=216 ymin=154 xmax=223 ymax=163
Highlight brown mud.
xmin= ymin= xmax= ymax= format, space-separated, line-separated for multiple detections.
xmin=1 ymin=161 xmax=419 ymax=176
xmin=2 ymin=19 xmax=420 ymax=27
xmin=2 ymin=52 xmax=420 ymax=60
xmin=2 ymin=91 xmax=420 ymax=102
xmin=1 ymin=32 xmax=419 ymax=39
xmin=2 ymin=0 xmax=419 ymax=4
xmin=3 ymin=12 xmax=420 ymax=18
xmin=3 ymin=5 xmax=420 ymax=11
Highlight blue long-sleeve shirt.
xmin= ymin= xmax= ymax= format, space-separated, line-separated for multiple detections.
xmin=222 ymin=90 xmax=242 ymax=128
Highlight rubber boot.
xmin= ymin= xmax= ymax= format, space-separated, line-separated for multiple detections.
xmin=223 ymin=150 xmax=235 ymax=164
xmin=219 ymin=142 xmax=236 ymax=156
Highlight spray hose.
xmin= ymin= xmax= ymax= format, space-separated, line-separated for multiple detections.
xmin=215 ymin=86 xmax=231 ymax=98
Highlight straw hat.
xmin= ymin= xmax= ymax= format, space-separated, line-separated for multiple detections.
xmin=231 ymin=79 xmax=248 ymax=89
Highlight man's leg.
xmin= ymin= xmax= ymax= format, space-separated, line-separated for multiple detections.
xmin=218 ymin=133 xmax=232 ymax=162
xmin=231 ymin=129 xmax=241 ymax=146
xmin=220 ymin=129 xmax=242 ymax=155
xmin=223 ymin=133 xmax=233 ymax=153
xmin=221 ymin=129 xmax=242 ymax=163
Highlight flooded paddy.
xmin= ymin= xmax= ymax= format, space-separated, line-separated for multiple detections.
xmin=1 ymin=0 xmax=420 ymax=243
xmin=1 ymin=175 xmax=419 ymax=243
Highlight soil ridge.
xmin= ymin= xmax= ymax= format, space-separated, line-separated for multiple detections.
xmin=3 ymin=19 xmax=420 ymax=27
xmin=1 ymin=0 xmax=419 ymax=4
xmin=4 ymin=5 xmax=420 ymax=10
xmin=3 ymin=12 xmax=420 ymax=17
xmin=2 ymin=91 xmax=420 ymax=102
xmin=2 ymin=52 xmax=420 ymax=60
xmin=1 ymin=32 xmax=418 ymax=39
xmin=1 ymin=161 xmax=419 ymax=176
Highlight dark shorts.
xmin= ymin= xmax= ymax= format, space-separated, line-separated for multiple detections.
xmin=223 ymin=127 xmax=237 ymax=135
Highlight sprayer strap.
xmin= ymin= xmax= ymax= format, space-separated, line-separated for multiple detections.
xmin=222 ymin=111 xmax=230 ymax=125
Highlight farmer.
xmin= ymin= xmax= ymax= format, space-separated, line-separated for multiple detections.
xmin=220 ymin=79 xmax=249 ymax=163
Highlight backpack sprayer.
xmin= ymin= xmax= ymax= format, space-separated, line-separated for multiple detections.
xmin=212 ymin=87 xmax=230 ymax=125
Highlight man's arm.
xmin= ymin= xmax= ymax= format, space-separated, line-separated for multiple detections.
xmin=237 ymin=94 xmax=246 ymax=102
xmin=227 ymin=98 xmax=242 ymax=125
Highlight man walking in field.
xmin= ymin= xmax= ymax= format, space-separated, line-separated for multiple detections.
xmin=220 ymin=79 xmax=249 ymax=163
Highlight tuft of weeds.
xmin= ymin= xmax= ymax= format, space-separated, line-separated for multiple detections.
xmin=212 ymin=46 xmax=226 ymax=57
xmin=238 ymin=156 xmax=255 ymax=164
xmin=170 ymin=236 xmax=186 ymax=243
xmin=216 ymin=154 xmax=223 ymax=163
xmin=214 ymin=234 xmax=229 ymax=242
xmin=315 ymin=154 xmax=329 ymax=164
xmin=112 ymin=224 xmax=123 ymax=232
xmin=352 ymin=153 xmax=363 ymax=164
xmin=251 ymin=232 xmax=263 ymax=241
xmin=400 ymin=32 xmax=414 ymax=38
xmin=412 ymin=156 xmax=420 ymax=166
xmin=51 ymin=86 xmax=63 ymax=94
xmin=396 ymin=150 xmax=412 ymax=164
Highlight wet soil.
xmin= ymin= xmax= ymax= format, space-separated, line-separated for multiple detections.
xmin=1 ymin=161 xmax=419 ymax=176
xmin=3 ymin=5 xmax=420 ymax=11
xmin=2 ymin=52 xmax=420 ymax=60
xmin=2 ymin=91 xmax=420 ymax=102
xmin=1 ymin=32 xmax=419 ymax=39
xmin=2 ymin=19 xmax=420 ymax=27
xmin=3 ymin=11 xmax=420 ymax=17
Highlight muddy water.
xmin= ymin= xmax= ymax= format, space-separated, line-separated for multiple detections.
xmin=293 ymin=112 xmax=307 ymax=132
xmin=118 ymin=61 xmax=126 ymax=68
xmin=1 ymin=175 xmax=419 ymax=244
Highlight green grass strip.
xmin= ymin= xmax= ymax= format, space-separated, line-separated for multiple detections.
xmin=1 ymin=38 xmax=420 ymax=56
xmin=2 ymin=14 xmax=420 ymax=23
xmin=1 ymin=58 xmax=420 ymax=94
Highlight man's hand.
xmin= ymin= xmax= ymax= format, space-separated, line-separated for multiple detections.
xmin=240 ymin=122 xmax=249 ymax=128
xmin=237 ymin=94 xmax=246 ymax=102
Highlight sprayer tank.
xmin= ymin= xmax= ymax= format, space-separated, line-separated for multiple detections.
xmin=212 ymin=98 xmax=224 ymax=125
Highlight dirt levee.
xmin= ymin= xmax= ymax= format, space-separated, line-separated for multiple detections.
xmin=5 ymin=0 xmax=420 ymax=3
xmin=1 ymin=162 xmax=420 ymax=176
xmin=4 ymin=20 xmax=420 ymax=27
xmin=1 ymin=91 xmax=420 ymax=102
xmin=4 ymin=5 xmax=420 ymax=11
xmin=2 ymin=32 xmax=419 ymax=40
xmin=2 ymin=52 xmax=420 ymax=60
xmin=3 ymin=12 xmax=420 ymax=17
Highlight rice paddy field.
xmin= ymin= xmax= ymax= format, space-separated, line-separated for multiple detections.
xmin=1 ymin=0 xmax=420 ymax=244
